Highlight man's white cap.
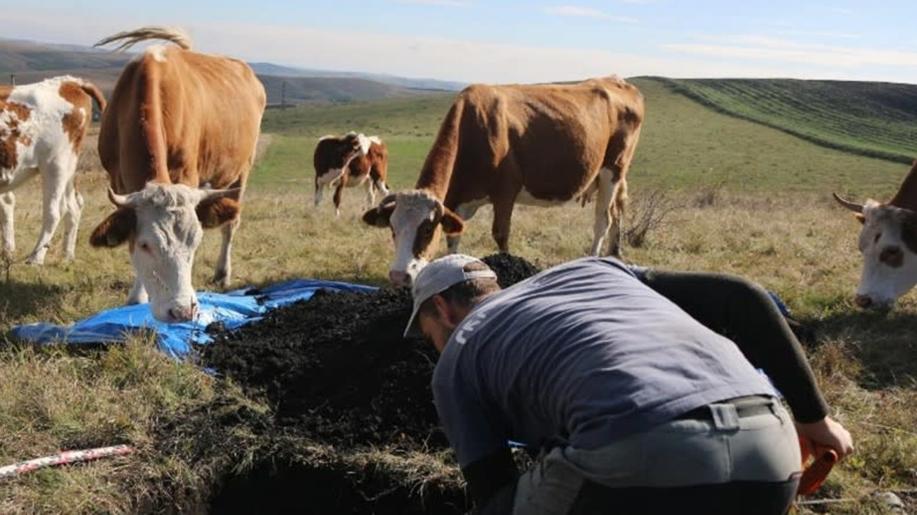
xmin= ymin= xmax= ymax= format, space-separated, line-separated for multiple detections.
xmin=404 ymin=254 xmax=497 ymax=338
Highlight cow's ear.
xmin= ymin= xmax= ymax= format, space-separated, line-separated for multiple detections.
xmin=197 ymin=197 xmax=240 ymax=229
xmin=90 ymin=208 xmax=135 ymax=247
xmin=440 ymin=207 xmax=465 ymax=235
xmin=362 ymin=202 xmax=395 ymax=228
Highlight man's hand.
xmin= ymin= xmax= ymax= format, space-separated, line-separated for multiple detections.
xmin=796 ymin=416 xmax=854 ymax=460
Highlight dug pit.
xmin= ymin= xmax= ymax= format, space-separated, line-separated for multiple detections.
xmin=200 ymin=253 xmax=541 ymax=514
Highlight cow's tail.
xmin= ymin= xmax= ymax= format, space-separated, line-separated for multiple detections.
xmin=77 ymin=81 xmax=107 ymax=111
xmin=414 ymin=96 xmax=466 ymax=197
xmin=94 ymin=26 xmax=192 ymax=52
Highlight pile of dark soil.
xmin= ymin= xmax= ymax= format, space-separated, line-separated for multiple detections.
xmin=201 ymin=253 xmax=540 ymax=514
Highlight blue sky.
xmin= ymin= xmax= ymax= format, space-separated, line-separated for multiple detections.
xmin=5 ymin=1 xmax=917 ymax=83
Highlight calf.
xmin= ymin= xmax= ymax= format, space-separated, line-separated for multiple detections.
xmin=834 ymin=160 xmax=917 ymax=308
xmin=0 ymin=76 xmax=105 ymax=264
xmin=314 ymin=132 xmax=390 ymax=215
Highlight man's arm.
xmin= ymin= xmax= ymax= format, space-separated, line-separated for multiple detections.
xmin=638 ymin=269 xmax=854 ymax=457
xmin=638 ymin=268 xmax=828 ymax=421
xmin=462 ymin=448 xmax=519 ymax=514
xmin=433 ymin=357 xmax=519 ymax=511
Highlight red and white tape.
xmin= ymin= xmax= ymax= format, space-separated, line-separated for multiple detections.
xmin=0 ymin=445 xmax=134 ymax=480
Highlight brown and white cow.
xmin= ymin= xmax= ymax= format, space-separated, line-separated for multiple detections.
xmin=89 ymin=27 xmax=266 ymax=323
xmin=313 ymin=132 xmax=390 ymax=215
xmin=0 ymin=76 xmax=105 ymax=264
xmin=362 ymin=77 xmax=644 ymax=285
xmin=834 ymin=160 xmax=917 ymax=309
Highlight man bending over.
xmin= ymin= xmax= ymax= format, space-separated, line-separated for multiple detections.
xmin=406 ymin=255 xmax=853 ymax=515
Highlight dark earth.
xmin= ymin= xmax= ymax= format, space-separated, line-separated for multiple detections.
xmin=202 ymin=253 xmax=541 ymax=514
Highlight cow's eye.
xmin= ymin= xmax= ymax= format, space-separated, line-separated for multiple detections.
xmin=138 ymin=242 xmax=153 ymax=253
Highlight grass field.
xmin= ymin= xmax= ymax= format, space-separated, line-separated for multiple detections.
xmin=0 ymin=77 xmax=915 ymax=513
xmin=666 ymin=77 xmax=917 ymax=164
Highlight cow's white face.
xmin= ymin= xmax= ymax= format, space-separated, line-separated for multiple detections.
xmin=90 ymin=183 xmax=238 ymax=322
xmin=852 ymin=201 xmax=917 ymax=308
xmin=362 ymin=190 xmax=465 ymax=286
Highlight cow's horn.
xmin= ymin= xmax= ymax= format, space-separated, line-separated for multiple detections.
xmin=832 ymin=193 xmax=864 ymax=213
xmin=108 ymin=188 xmax=131 ymax=207
xmin=379 ymin=193 xmax=397 ymax=207
xmin=197 ymin=188 xmax=240 ymax=204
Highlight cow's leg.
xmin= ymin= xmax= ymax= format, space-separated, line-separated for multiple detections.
xmin=0 ymin=192 xmax=14 ymax=259
xmin=333 ymin=182 xmax=344 ymax=218
xmin=447 ymin=202 xmax=483 ymax=254
xmin=365 ymin=180 xmax=377 ymax=208
xmin=314 ymin=182 xmax=325 ymax=208
xmin=590 ymin=167 xmax=615 ymax=256
xmin=376 ymin=179 xmax=390 ymax=198
xmin=60 ymin=181 xmax=83 ymax=262
xmin=605 ymin=126 xmax=640 ymax=258
xmin=212 ymin=217 xmax=239 ymax=288
xmin=127 ymin=276 xmax=149 ymax=305
xmin=607 ymin=178 xmax=628 ymax=258
xmin=491 ymin=198 xmax=515 ymax=253
xmin=26 ymin=160 xmax=72 ymax=265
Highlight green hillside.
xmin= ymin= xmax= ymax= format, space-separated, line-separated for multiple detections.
xmin=259 ymin=75 xmax=419 ymax=105
xmin=664 ymin=77 xmax=917 ymax=163
xmin=0 ymin=39 xmax=428 ymax=105
xmin=255 ymin=78 xmax=907 ymax=197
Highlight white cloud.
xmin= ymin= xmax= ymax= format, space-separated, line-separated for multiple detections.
xmin=395 ymin=0 xmax=470 ymax=6
xmin=544 ymin=5 xmax=637 ymax=23
xmin=2 ymin=9 xmax=917 ymax=84
xmin=779 ymin=29 xmax=860 ymax=40
xmin=664 ymin=35 xmax=917 ymax=69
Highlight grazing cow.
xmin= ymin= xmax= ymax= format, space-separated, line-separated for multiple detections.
xmin=834 ymin=160 xmax=917 ymax=309
xmin=313 ymin=132 xmax=390 ymax=215
xmin=362 ymin=77 xmax=644 ymax=285
xmin=89 ymin=27 xmax=266 ymax=323
xmin=0 ymin=76 xmax=106 ymax=264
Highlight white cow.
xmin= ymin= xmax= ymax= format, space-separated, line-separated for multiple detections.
xmin=0 ymin=76 xmax=105 ymax=264
xmin=834 ymin=160 xmax=917 ymax=308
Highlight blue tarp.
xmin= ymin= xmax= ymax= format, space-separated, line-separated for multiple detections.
xmin=10 ymin=279 xmax=377 ymax=359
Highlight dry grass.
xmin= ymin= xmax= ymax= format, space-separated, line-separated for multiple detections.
xmin=3 ymin=175 xmax=913 ymax=512
xmin=0 ymin=337 xmax=219 ymax=514
xmin=0 ymin=80 xmax=915 ymax=512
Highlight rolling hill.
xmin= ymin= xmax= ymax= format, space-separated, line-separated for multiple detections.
xmin=248 ymin=62 xmax=464 ymax=92
xmin=664 ymin=77 xmax=917 ymax=163
xmin=252 ymin=78 xmax=908 ymax=198
xmin=0 ymin=38 xmax=437 ymax=105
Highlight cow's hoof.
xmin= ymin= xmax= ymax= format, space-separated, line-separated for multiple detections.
xmin=25 ymin=255 xmax=45 ymax=266
xmin=211 ymin=271 xmax=230 ymax=289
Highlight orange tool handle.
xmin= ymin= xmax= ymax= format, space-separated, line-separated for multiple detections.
xmin=797 ymin=445 xmax=839 ymax=496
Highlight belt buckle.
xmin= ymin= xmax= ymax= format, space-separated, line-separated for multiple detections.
xmin=709 ymin=403 xmax=740 ymax=431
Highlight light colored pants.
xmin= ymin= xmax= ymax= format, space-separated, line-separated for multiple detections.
xmin=512 ymin=397 xmax=801 ymax=515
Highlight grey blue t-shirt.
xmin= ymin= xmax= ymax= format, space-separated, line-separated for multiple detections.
xmin=431 ymin=257 xmax=777 ymax=468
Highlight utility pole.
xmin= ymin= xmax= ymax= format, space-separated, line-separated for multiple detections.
xmin=281 ymin=80 xmax=287 ymax=108
xmin=9 ymin=73 xmax=15 ymax=86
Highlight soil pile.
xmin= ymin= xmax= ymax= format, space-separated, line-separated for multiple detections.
xmin=201 ymin=253 xmax=540 ymax=514
xmin=482 ymin=252 xmax=541 ymax=288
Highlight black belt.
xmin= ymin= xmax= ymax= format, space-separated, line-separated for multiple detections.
xmin=676 ymin=395 xmax=774 ymax=421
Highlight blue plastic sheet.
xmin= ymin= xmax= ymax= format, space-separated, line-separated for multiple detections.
xmin=10 ymin=279 xmax=377 ymax=359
